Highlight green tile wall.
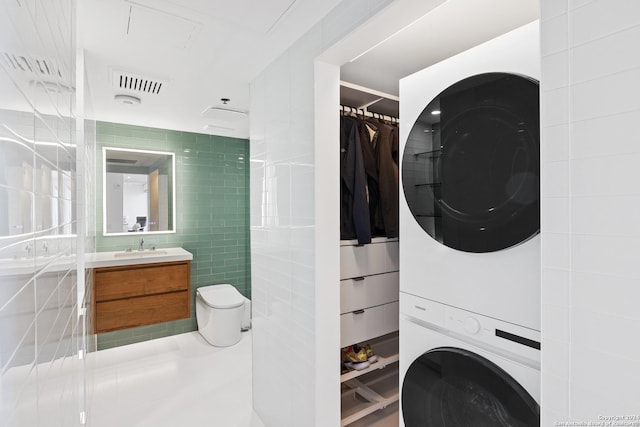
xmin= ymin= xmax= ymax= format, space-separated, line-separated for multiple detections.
xmin=95 ymin=121 xmax=250 ymax=350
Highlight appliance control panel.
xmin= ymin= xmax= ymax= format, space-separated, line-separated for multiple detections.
xmin=400 ymin=291 xmax=540 ymax=363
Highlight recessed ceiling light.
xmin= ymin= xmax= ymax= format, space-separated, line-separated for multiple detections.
xmin=431 ymin=110 xmax=441 ymax=115
xmin=114 ymin=94 xmax=141 ymax=105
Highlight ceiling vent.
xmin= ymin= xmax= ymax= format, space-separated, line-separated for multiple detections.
xmin=112 ymin=69 xmax=167 ymax=95
xmin=2 ymin=52 xmax=66 ymax=79
xmin=202 ymin=107 xmax=248 ymax=123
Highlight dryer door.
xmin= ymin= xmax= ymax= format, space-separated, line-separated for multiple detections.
xmin=402 ymin=347 xmax=539 ymax=426
xmin=401 ymin=73 xmax=540 ymax=253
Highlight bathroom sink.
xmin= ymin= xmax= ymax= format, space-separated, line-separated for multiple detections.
xmin=113 ymin=249 xmax=169 ymax=258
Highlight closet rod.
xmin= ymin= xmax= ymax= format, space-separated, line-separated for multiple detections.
xmin=340 ymin=104 xmax=399 ymax=123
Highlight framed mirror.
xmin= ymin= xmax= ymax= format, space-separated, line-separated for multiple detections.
xmin=103 ymin=147 xmax=175 ymax=236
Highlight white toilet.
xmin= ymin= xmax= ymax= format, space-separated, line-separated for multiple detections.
xmin=195 ymin=284 xmax=251 ymax=347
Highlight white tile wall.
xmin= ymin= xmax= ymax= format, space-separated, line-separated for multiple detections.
xmin=0 ymin=0 xmax=94 ymax=425
xmin=541 ymin=0 xmax=640 ymax=422
xmin=249 ymin=1 xmax=394 ymax=426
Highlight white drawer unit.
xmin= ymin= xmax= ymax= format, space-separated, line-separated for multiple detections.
xmin=340 ymin=301 xmax=399 ymax=349
xmin=340 ymin=237 xmax=400 ymax=425
xmin=340 ymin=272 xmax=399 ymax=314
xmin=340 ymin=239 xmax=399 ymax=279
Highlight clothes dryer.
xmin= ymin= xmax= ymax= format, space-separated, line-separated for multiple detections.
xmin=399 ymin=21 xmax=540 ymax=330
xmin=399 ymin=292 xmax=540 ymax=426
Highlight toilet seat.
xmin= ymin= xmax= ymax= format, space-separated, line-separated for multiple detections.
xmin=197 ymin=284 xmax=245 ymax=309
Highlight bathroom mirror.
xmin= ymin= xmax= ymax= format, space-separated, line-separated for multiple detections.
xmin=103 ymin=147 xmax=175 ymax=236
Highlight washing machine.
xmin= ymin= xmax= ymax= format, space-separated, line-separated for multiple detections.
xmin=399 ymin=21 xmax=541 ymax=330
xmin=399 ymin=292 xmax=540 ymax=426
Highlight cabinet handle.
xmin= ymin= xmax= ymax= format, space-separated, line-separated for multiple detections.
xmin=353 ymin=277 xmax=365 ymax=282
xmin=352 ymin=309 xmax=365 ymax=315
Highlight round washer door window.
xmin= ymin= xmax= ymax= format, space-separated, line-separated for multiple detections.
xmin=401 ymin=73 xmax=540 ymax=253
xmin=402 ymin=347 xmax=539 ymax=426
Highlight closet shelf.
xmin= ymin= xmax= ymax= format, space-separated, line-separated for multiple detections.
xmin=341 ymin=333 xmax=399 ymax=382
xmin=341 ymin=365 xmax=400 ymax=426
xmin=340 ymin=332 xmax=399 ymax=382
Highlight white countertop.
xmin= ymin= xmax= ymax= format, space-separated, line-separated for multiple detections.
xmin=0 ymin=248 xmax=193 ymax=277
xmin=85 ymin=247 xmax=193 ymax=269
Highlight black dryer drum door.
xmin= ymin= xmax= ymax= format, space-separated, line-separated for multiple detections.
xmin=402 ymin=347 xmax=539 ymax=426
xmin=401 ymin=73 xmax=540 ymax=253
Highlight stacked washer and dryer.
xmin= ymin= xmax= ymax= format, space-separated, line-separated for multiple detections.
xmin=398 ymin=22 xmax=541 ymax=426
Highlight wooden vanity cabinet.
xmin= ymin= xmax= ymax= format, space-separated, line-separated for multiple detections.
xmin=93 ymin=260 xmax=191 ymax=333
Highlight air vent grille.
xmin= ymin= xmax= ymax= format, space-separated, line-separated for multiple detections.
xmin=113 ymin=70 xmax=166 ymax=95
xmin=2 ymin=52 xmax=65 ymax=79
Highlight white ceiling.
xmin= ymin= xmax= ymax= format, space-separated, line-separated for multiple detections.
xmin=341 ymin=0 xmax=540 ymax=97
xmin=78 ymin=0 xmax=343 ymax=139
xmin=78 ymin=0 xmax=539 ymax=139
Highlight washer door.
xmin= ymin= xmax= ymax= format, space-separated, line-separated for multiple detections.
xmin=402 ymin=347 xmax=539 ymax=426
xmin=401 ymin=73 xmax=540 ymax=253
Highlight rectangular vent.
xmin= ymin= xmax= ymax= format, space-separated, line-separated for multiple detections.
xmin=2 ymin=52 xmax=64 ymax=78
xmin=107 ymin=158 xmax=138 ymax=164
xmin=114 ymin=70 xmax=165 ymax=95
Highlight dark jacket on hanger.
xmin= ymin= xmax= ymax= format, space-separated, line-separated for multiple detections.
xmin=340 ymin=116 xmax=371 ymax=244
xmin=357 ymin=119 xmax=385 ymax=236
xmin=367 ymin=118 xmax=399 ymax=238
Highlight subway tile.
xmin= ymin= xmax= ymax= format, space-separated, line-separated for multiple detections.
xmin=572 ymin=153 xmax=640 ymax=197
xmin=541 ymin=50 xmax=569 ymax=90
xmin=570 ymin=0 xmax=640 ymax=47
xmin=572 ymin=195 xmax=640 ymax=236
xmin=571 ymin=25 xmax=640 ymax=84
xmin=570 ymin=346 xmax=640 ymax=417
xmin=542 ymin=302 xmax=570 ymax=342
xmin=541 ymin=0 xmax=568 ymax=20
xmin=572 ymin=110 xmax=640 ymax=159
xmin=571 ymin=68 xmax=640 ymax=122
xmin=541 ymin=86 xmax=569 ymax=127
xmin=572 ymin=234 xmax=640 ymax=278
xmin=572 ymin=270 xmax=640 ymax=320
xmin=541 ymin=372 xmax=569 ymax=414
xmin=542 ymin=161 xmax=570 ymax=197
xmin=542 ymin=196 xmax=570 ymax=233
xmin=572 ymin=308 xmax=640 ymax=355
xmin=542 ymin=267 xmax=570 ymax=306
xmin=541 ymin=13 xmax=568 ymax=56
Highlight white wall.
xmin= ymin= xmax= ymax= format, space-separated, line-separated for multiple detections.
xmin=249 ymin=1 xmax=394 ymax=425
xmin=540 ymin=0 xmax=640 ymax=423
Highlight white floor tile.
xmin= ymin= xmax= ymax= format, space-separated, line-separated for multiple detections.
xmin=86 ymin=331 xmax=263 ymax=427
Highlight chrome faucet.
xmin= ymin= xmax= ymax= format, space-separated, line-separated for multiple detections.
xmin=139 ymin=238 xmax=144 ymax=251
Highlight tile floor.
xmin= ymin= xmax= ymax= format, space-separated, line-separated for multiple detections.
xmin=87 ymin=330 xmax=264 ymax=427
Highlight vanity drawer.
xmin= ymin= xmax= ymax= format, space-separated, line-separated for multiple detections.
xmin=93 ymin=260 xmax=191 ymax=334
xmin=340 ymin=241 xmax=399 ymax=279
xmin=340 ymin=272 xmax=399 ymax=314
xmin=96 ymin=290 xmax=189 ymax=333
xmin=95 ymin=261 xmax=190 ymax=301
xmin=340 ymin=301 xmax=399 ymax=348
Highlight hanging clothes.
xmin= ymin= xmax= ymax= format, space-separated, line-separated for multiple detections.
xmin=340 ymin=115 xmax=372 ymax=244
xmin=367 ymin=118 xmax=399 ymax=238
xmin=357 ymin=119 xmax=385 ymax=236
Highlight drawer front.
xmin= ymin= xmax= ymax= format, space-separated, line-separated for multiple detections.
xmin=340 ymin=272 xmax=399 ymax=314
xmin=340 ymin=241 xmax=399 ymax=279
xmin=340 ymin=301 xmax=399 ymax=348
xmin=95 ymin=290 xmax=189 ymax=333
xmin=95 ymin=261 xmax=190 ymax=301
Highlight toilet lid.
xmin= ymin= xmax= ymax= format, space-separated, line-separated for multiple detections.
xmin=197 ymin=285 xmax=245 ymax=309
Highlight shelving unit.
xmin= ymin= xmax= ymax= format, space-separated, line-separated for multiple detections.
xmin=340 ymin=81 xmax=401 ymax=426
xmin=340 ymin=333 xmax=399 ymax=426
xmin=339 ymin=237 xmax=399 ymax=426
